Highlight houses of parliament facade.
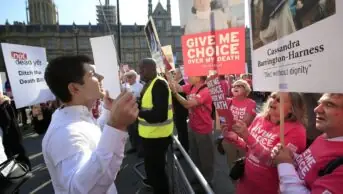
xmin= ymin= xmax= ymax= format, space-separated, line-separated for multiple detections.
xmin=0 ymin=0 xmax=251 ymax=72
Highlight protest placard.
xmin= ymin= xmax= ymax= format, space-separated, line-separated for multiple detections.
xmin=90 ymin=35 xmax=121 ymax=99
xmin=145 ymin=17 xmax=164 ymax=73
xmin=249 ymin=0 xmax=339 ymax=92
xmin=161 ymin=45 xmax=175 ymax=71
xmin=0 ymin=43 xmax=55 ymax=108
xmin=207 ymin=73 xmax=234 ymax=128
xmin=182 ymin=28 xmax=245 ymax=76
xmin=179 ymin=0 xmax=246 ymax=76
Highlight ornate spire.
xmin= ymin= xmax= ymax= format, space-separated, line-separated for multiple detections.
xmin=167 ymin=0 xmax=171 ymax=16
xmin=148 ymin=0 xmax=152 ymax=17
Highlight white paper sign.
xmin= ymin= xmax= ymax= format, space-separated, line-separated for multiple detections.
xmin=249 ymin=0 xmax=340 ymax=93
xmin=90 ymin=35 xmax=121 ymax=98
xmin=0 ymin=43 xmax=55 ymax=108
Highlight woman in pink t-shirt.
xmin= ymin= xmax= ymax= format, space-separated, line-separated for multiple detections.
xmin=223 ymin=92 xmax=308 ymax=194
xmin=221 ymin=79 xmax=257 ymax=168
xmin=170 ymin=76 xmax=215 ymax=184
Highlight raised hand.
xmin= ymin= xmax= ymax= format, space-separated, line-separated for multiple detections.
xmin=232 ymin=119 xmax=249 ymax=140
xmin=107 ymin=90 xmax=139 ymax=131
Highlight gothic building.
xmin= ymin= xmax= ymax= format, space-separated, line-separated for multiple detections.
xmin=0 ymin=0 xmax=183 ymax=71
xmin=0 ymin=0 xmax=252 ymax=73
xmin=27 ymin=0 xmax=58 ymax=25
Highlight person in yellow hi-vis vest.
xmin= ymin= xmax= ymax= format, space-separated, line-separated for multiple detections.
xmin=137 ymin=58 xmax=173 ymax=194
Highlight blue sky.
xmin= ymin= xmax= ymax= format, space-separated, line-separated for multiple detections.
xmin=0 ymin=0 xmax=250 ymax=26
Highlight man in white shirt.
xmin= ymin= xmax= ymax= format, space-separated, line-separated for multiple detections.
xmin=123 ymin=70 xmax=144 ymax=155
xmin=42 ymin=55 xmax=138 ymax=194
xmin=124 ymin=70 xmax=143 ymax=99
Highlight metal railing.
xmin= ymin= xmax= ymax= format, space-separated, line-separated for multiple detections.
xmin=133 ymin=135 xmax=214 ymax=194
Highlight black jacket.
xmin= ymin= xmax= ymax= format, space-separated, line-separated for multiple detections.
xmin=139 ymin=79 xmax=170 ymax=124
xmin=0 ymin=101 xmax=31 ymax=170
xmin=31 ymin=107 xmax=53 ymax=135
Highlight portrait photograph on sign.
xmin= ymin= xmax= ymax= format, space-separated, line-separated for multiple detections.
xmin=179 ymin=0 xmax=245 ymax=31
xmin=249 ymin=0 xmax=342 ymax=93
xmin=144 ymin=17 xmax=164 ymax=72
xmin=251 ymin=0 xmax=336 ymax=50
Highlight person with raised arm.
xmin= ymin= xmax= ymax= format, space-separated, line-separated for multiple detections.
xmin=42 ymin=55 xmax=138 ymax=194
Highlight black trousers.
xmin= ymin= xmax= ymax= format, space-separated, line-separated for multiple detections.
xmin=174 ymin=114 xmax=189 ymax=152
xmin=19 ymin=108 xmax=28 ymax=125
xmin=142 ymin=136 xmax=171 ymax=194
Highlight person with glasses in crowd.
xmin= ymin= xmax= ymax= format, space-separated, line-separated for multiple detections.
xmin=222 ymin=92 xmax=307 ymax=194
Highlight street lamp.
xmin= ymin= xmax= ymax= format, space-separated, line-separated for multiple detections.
xmin=73 ymin=24 xmax=80 ymax=55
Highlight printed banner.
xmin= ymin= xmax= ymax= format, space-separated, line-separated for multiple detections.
xmin=90 ymin=35 xmax=121 ymax=99
xmin=182 ymin=28 xmax=245 ymax=76
xmin=250 ymin=0 xmax=340 ymax=92
xmin=0 ymin=43 xmax=55 ymax=108
xmin=178 ymin=0 xmax=246 ymax=76
xmin=207 ymin=73 xmax=234 ymax=129
xmin=145 ymin=17 xmax=164 ymax=73
xmin=161 ymin=45 xmax=175 ymax=71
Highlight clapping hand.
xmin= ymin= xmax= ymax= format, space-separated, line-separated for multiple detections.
xmin=232 ymin=120 xmax=249 ymax=140
xmin=271 ymin=143 xmax=294 ymax=165
xmin=107 ymin=90 xmax=139 ymax=131
xmin=168 ymin=80 xmax=177 ymax=93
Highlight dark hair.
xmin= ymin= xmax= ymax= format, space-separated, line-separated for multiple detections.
xmin=44 ymin=55 xmax=93 ymax=102
xmin=140 ymin=58 xmax=157 ymax=69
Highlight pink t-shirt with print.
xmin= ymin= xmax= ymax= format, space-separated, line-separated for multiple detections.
xmin=182 ymin=84 xmax=213 ymax=134
xmin=291 ymin=134 xmax=343 ymax=194
xmin=223 ymin=98 xmax=256 ymax=142
xmin=229 ymin=116 xmax=307 ymax=194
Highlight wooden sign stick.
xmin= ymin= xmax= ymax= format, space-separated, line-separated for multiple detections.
xmin=279 ymin=93 xmax=285 ymax=146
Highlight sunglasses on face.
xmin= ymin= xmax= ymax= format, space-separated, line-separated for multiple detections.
xmin=233 ymin=85 xmax=244 ymax=89
xmin=270 ymin=95 xmax=280 ymax=103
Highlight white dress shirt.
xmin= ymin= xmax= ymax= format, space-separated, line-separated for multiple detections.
xmin=277 ymin=136 xmax=343 ymax=194
xmin=42 ymin=105 xmax=128 ymax=194
xmin=130 ymin=82 xmax=143 ymax=99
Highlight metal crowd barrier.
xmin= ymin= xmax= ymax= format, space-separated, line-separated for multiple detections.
xmin=133 ymin=135 xmax=214 ymax=194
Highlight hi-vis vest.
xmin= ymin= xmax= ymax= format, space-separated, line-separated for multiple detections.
xmin=138 ymin=76 xmax=173 ymax=138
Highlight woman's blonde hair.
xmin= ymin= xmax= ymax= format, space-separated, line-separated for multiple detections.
xmin=260 ymin=92 xmax=308 ymax=126
xmin=232 ymin=79 xmax=251 ymax=97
